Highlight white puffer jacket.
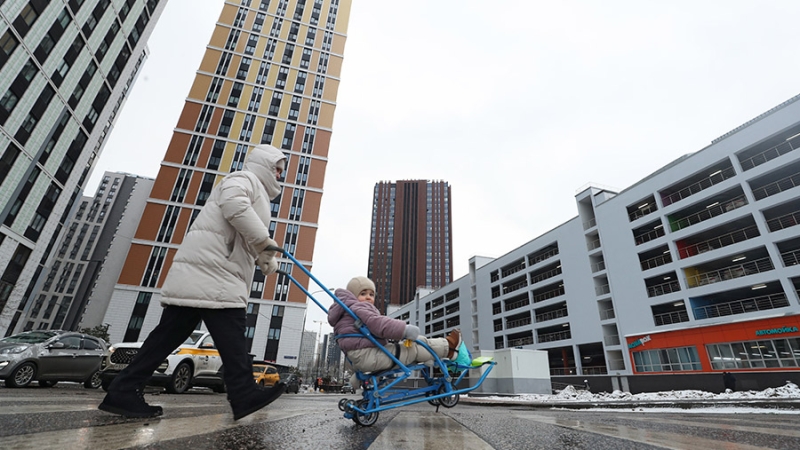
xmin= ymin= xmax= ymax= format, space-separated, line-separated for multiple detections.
xmin=160 ymin=144 xmax=286 ymax=309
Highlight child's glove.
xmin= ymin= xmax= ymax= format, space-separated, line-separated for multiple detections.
xmin=403 ymin=325 xmax=420 ymax=341
xmin=256 ymin=238 xmax=279 ymax=275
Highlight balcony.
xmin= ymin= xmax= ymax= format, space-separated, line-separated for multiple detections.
xmin=591 ymin=260 xmax=606 ymax=273
xmin=693 ymin=292 xmax=790 ymax=320
xmin=599 ymin=308 xmax=616 ymax=320
xmin=767 ymin=210 xmax=800 ymax=233
xmin=669 ymin=195 xmax=748 ymax=232
xmin=752 ymin=171 xmax=800 ymax=200
xmin=662 ymin=166 xmax=737 ymax=206
xmin=647 ymin=280 xmax=681 ymax=297
xmin=595 ymin=284 xmax=611 ymax=296
xmin=640 ymin=252 xmax=672 ymax=271
xmin=582 ymin=366 xmax=609 ymax=375
xmin=587 ymin=237 xmax=601 ymax=250
xmin=504 ymin=295 xmax=530 ymax=312
xmin=603 ymin=334 xmax=620 ymax=346
xmin=782 ymin=249 xmax=800 ymax=267
xmin=686 ymin=256 xmax=774 ymax=288
xmin=653 ymin=310 xmax=690 ymax=326
xmin=583 ymin=217 xmax=597 ymax=230
xmin=506 ymin=316 xmax=532 ymax=330
xmin=528 ymin=246 xmax=559 ymax=266
xmin=501 ymin=277 xmax=528 ymax=296
xmin=508 ymin=336 xmax=534 ymax=347
xmin=634 ymin=227 xmax=665 ymax=246
xmin=538 ymin=329 xmax=572 ymax=343
xmin=535 ymin=307 xmax=568 ymax=323
xmin=530 ymin=265 xmax=562 ymax=285
xmin=678 ymin=225 xmax=760 ymax=259
xmin=532 ymin=284 xmax=565 ymax=303
xmin=739 ymin=133 xmax=800 ymax=171
xmin=550 ymin=367 xmax=577 ymax=376
xmin=628 ymin=200 xmax=658 ymax=222
xmin=501 ymin=259 xmax=526 ymax=278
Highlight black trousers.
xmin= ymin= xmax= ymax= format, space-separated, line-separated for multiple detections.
xmin=109 ymin=305 xmax=255 ymax=401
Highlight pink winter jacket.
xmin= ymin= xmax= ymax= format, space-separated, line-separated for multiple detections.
xmin=327 ymin=288 xmax=407 ymax=351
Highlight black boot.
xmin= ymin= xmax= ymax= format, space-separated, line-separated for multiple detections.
xmin=99 ymin=390 xmax=163 ymax=418
xmin=231 ymin=382 xmax=285 ymax=420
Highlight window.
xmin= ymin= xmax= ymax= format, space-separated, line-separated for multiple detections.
xmin=228 ymin=82 xmax=244 ymax=107
xmin=633 ymin=346 xmax=701 ymax=372
xmin=0 ymin=31 xmax=19 ymax=59
xmin=244 ymin=34 xmax=258 ymax=55
xmin=236 ymin=57 xmax=252 ymax=80
xmin=0 ymin=91 xmax=19 ymax=114
xmin=218 ymin=109 xmax=235 ymax=137
xmin=707 ymin=338 xmax=800 ymax=370
xmin=20 ymin=4 xmax=39 ymax=27
xmin=253 ymin=13 xmax=266 ymax=32
xmin=207 ymin=140 xmax=225 ymax=170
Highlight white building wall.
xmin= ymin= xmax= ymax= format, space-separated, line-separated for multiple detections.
xmin=391 ymin=94 xmax=800 ymax=378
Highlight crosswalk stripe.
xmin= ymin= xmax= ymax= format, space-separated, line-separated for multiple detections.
xmin=515 ymin=412 xmax=767 ymax=450
xmin=1 ymin=409 xmax=306 ymax=450
xmin=372 ymin=411 xmax=494 ymax=450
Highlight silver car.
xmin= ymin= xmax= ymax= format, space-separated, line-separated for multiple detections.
xmin=0 ymin=330 xmax=107 ymax=388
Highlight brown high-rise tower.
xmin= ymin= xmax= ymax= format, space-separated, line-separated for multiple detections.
xmin=104 ymin=0 xmax=352 ymax=365
xmin=368 ymin=180 xmax=453 ymax=313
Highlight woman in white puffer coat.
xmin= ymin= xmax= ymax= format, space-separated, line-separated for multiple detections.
xmin=100 ymin=144 xmax=287 ymax=421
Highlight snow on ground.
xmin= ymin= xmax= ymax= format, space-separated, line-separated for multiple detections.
xmin=468 ymin=381 xmax=800 ymax=403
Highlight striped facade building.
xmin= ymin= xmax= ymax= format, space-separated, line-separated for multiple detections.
xmin=0 ymin=0 xmax=166 ymax=336
xmin=369 ymin=180 xmax=453 ymax=313
xmin=103 ymin=0 xmax=352 ymax=366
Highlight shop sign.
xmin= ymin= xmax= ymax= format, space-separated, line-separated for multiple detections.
xmin=628 ymin=335 xmax=651 ymax=349
xmin=755 ymin=326 xmax=798 ymax=336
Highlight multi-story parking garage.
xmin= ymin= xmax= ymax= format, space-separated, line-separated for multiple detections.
xmin=391 ymin=94 xmax=800 ymax=393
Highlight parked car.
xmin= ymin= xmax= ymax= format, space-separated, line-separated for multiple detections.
xmin=0 ymin=330 xmax=106 ymax=388
xmin=252 ymin=362 xmax=280 ymax=387
xmin=99 ymin=330 xmax=226 ymax=394
xmin=341 ymin=382 xmax=355 ymax=394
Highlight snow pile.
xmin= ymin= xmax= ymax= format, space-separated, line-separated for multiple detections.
xmin=468 ymin=381 xmax=800 ymax=403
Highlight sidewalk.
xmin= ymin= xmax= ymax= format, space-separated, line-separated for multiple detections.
xmin=462 ymin=395 xmax=800 ymax=410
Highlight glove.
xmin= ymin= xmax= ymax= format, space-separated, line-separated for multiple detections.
xmin=403 ymin=325 xmax=420 ymax=341
xmin=258 ymin=256 xmax=278 ymax=275
xmin=256 ymin=238 xmax=279 ymax=275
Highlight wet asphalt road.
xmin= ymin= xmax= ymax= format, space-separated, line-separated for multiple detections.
xmin=1 ymin=383 xmax=799 ymax=449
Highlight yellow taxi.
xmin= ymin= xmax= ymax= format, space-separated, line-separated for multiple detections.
xmin=252 ymin=362 xmax=280 ymax=387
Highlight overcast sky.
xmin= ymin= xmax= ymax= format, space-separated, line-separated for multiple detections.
xmin=89 ymin=1 xmax=800 ymax=333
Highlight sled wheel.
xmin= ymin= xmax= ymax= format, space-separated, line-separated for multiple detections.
xmin=426 ymin=389 xmax=440 ymax=406
xmin=352 ymin=400 xmax=379 ymax=426
xmin=438 ymin=385 xmax=459 ymax=408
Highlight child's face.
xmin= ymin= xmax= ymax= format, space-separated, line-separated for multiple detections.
xmin=357 ymin=289 xmax=375 ymax=305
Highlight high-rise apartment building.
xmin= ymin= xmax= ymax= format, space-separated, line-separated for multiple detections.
xmin=297 ymin=329 xmax=316 ymax=376
xmin=104 ymin=0 xmax=352 ymax=367
xmin=17 ymin=171 xmax=153 ymax=333
xmin=369 ymin=180 xmax=453 ymax=313
xmin=0 ymin=1 xmax=166 ymax=336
